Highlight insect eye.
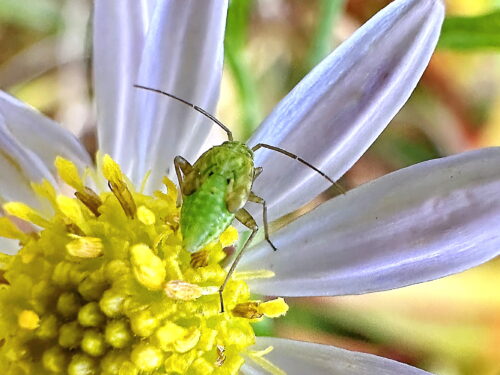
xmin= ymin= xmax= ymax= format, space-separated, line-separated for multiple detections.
xmin=208 ymin=171 xmax=214 ymax=177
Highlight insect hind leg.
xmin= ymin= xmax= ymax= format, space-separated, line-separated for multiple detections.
xmin=248 ymin=191 xmax=277 ymax=251
xmin=219 ymin=208 xmax=258 ymax=313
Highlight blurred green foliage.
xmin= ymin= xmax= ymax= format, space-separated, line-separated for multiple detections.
xmin=307 ymin=0 xmax=345 ymax=68
xmin=225 ymin=0 xmax=262 ymax=140
xmin=0 ymin=0 xmax=62 ymax=33
xmin=439 ymin=10 xmax=500 ymax=50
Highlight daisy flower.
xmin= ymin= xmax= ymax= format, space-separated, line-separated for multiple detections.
xmin=0 ymin=0 xmax=498 ymax=374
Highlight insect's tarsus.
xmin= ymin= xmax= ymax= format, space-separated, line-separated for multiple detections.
xmin=134 ymin=84 xmax=234 ymax=141
xmin=219 ymin=227 xmax=259 ymax=312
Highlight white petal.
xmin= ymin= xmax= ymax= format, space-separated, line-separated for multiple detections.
xmin=0 ymin=91 xmax=91 ymax=173
xmin=247 ymin=0 xmax=445 ymax=222
xmin=0 ymin=237 xmax=20 ymax=255
xmin=240 ymin=148 xmax=500 ymax=297
xmin=0 ymin=112 xmax=55 ymax=207
xmin=94 ymin=0 xmax=156 ymax=178
xmin=241 ymin=337 xmax=431 ymax=375
xmin=133 ymin=0 xmax=228 ymax=190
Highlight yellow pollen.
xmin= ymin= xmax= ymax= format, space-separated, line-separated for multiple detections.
xmin=0 ymin=156 xmax=288 ymax=375
xmin=220 ymin=226 xmax=238 ymax=247
xmin=66 ymin=235 xmax=103 ymax=258
xmin=137 ymin=205 xmax=156 ymax=225
xmin=130 ymin=243 xmax=166 ymax=290
xmin=259 ymin=298 xmax=289 ymax=318
xmin=174 ymin=326 xmax=201 ymax=353
xmin=18 ymin=310 xmax=40 ymax=330
xmin=232 ymin=298 xmax=288 ymax=320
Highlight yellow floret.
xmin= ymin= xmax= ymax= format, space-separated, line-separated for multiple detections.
xmin=0 ymin=155 xmax=287 ymax=374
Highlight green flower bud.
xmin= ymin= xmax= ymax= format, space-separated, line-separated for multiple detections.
xmin=58 ymin=321 xmax=83 ymax=349
xmin=78 ymin=273 xmax=107 ymax=301
xmin=68 ymin=353 xmax=97 ymax=375
xmin=100 ymin=351 xmax=127 ymax=375
xmin=42 ymin=346 xmax=68 ymax=373
xmin=36 ymin=314 xmax=60 ymax=340
xmin=99 ymin=289 xmax=125 ymax=318
xmin=118 ymin=361 xmax=139 ymax=375
xmin=104 ymin=319 xmax=132 ymax=349
xmin=78 ymin=302 xmax=106 ymax=327
xmin=131 ymin=343 xmax=163 ymax=371
xmin=57 ymin=292 xmax=82 ymax=319
xmin=81 ymin=329 xmax=107 ymax=357
xmin=130 ymin=309 xmax=159 ymax=337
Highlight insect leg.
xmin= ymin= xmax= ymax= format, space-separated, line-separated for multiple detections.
xmin=253 ymin=167 xmax=263 ymax=180
xmin=219 ymin=208 xmax=258 ymax=313
xmin=174 ymin=156 xmax=193 ymax=204
xmin=251 ymin=143 xmax=345 ymax=195
xmin=248 ymin=191 xmax=277 ymax=251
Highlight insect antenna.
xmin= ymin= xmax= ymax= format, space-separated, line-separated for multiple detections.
xmin=134 ymin=84 xmax=234 ymax=141
xmin=252 ymin=143 xmax=346 ymax=195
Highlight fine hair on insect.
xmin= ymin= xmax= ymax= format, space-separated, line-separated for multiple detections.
xmin=134 ymin=84 xmax=344 ymax=312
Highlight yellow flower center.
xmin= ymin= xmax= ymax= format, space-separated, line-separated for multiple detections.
xmin=0 ymin=155 xmax=288 ymax=375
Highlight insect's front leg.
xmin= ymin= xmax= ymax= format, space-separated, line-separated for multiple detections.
xmin=219 ymin=207 xmax=258 ymax=313
xmin=248 ymin=191 xmax=277 ymax=251
xmin=174 ymin=155 xmax=193 ymax=205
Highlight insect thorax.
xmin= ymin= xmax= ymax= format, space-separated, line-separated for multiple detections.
xmin=184 ymin=141 xmax=254 ymax=208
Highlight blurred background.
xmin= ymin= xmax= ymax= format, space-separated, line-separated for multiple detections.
xmin=0 ymin=0 xmax=499 ymax=374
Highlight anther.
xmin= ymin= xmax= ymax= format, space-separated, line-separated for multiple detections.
xmin=75 ymin=187 xmax=103 ymax=217
xmin=231 ymin=302 xmax=263 ymax=319
xmin=164 ymin=280 xmax=203 ymax=300
xmin=108 ymin=180 xmax=137 ymax=219
xmin=215 ymin=345 xmax=226 ymax=367
xmin=190 ymin=250 xmax=209 ymax=268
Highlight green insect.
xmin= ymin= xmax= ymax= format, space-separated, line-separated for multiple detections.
xmin=134 ymin=84 xmax=342 ymax=311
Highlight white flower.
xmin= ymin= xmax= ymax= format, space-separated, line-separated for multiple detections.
xmin=0 ymin=0 xmax=498 ymax=373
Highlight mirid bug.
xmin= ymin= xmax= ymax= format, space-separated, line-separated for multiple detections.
xmin=134 ymin=84 xmax=343 ymax=312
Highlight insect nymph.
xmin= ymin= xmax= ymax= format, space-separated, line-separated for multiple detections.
xmin=135 ymin=84 xmax=342 ymax=311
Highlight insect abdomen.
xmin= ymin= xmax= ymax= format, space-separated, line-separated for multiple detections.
xmin=180 ymin=174 xmax=235 ymax=253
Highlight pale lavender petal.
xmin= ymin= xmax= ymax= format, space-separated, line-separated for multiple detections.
xmin=240 ymin=148 xmax=500 ymax=297
xmin=240 ymin=337 xmax=432 ymax=375
xmin=0 ymin=113 xmax=55 ymax=207
xmin=0 ymin=237 xmax=20 ymax=255
xmin=247 ymin=0 xmax=444 ymax=222
xmin=94 ymin=0 xmax=156 ymax=178
xmin=133 ymin=0 xmax=228 ymax=190
xmin=0 ymin=91 xmax=91 ymax=173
